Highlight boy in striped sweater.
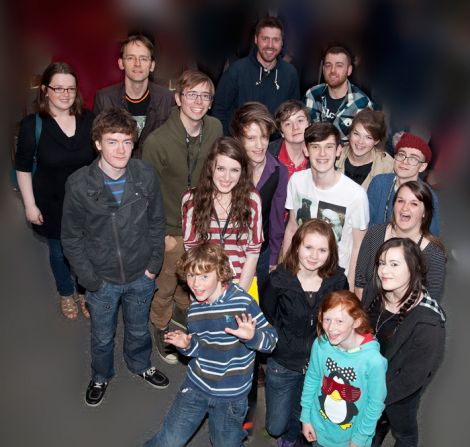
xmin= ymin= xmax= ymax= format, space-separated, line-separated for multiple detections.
xmin=144 ymin=243 xmax=278 ymax=447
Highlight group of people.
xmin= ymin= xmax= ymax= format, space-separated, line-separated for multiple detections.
xmin=14 ymin=15 xmax=446 ymax=447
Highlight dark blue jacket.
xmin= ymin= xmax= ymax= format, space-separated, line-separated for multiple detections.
xmin=213 ymin=48 xmax=300 ymax=135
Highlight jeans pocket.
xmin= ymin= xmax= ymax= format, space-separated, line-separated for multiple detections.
xmin=86 ymin=283 xmax=114 ymax=311
xmin=267 ymin=358 xmax=290 ymax=376
xmin=134 ymin=275 xmax=156 ymax=303
xmin=228 ymin=398 xmax=248 ymax=420
xmin=143 ymin=274 xmax=156 ymax=287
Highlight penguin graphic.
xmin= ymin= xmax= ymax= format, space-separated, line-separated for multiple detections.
xmin=319 ymin=358 xmax=361 ymax=430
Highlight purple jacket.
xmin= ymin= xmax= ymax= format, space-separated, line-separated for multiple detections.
xmin=256 ymin=152 xmax=288 ymax=265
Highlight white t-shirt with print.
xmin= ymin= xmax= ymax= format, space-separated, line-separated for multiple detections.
xmin=286 ymin=170 xmax=369 ymax=272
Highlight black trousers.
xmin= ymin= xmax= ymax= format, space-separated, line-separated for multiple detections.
xmin=372 ymin=387 xmax=423 ymax=447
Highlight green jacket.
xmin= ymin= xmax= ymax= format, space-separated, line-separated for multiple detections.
xmin=142 ymin=106 xmax=222 ymax=235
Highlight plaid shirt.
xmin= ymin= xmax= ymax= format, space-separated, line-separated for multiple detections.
xmin=304 ymin=80 xmax=374 ymax=144
xmin=419 ymin=290 xmax=446 ymax=322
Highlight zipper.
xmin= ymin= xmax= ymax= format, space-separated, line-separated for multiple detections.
xmin=303 ymin=313 xmax=314 ymax=375
xmin=111 ymin=212 xmax=126 ymax=283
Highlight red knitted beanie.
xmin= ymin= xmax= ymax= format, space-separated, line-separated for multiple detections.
xmin=395 ymin=132 xmax=432 ymax=163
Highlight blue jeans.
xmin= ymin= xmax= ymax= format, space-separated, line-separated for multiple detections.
xmin=256 ymin=248 xmax=270 ymax=293
xmin=144 ymin=382 xmax=248 ymax=447
xmin=86 ymin=275 xmax=155 ymax=382
xmin=47 ymin=238 xmax=75 ymax=296
xmin=265 ymin=357 xmax=304 ymax=442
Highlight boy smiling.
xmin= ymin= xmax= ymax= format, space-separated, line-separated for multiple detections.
xmin=144 ymin=243 xmax=277 ymax=447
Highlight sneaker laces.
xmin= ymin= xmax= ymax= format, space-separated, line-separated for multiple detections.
xmin=92 ymin=382 xmax=107 ymax=389
xmin=142 ymin=367 xmax=156 ymax=377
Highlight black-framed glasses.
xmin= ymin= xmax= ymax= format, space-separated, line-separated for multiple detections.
xmin=47 ymin=86 xmax=77 ymax=94
xmin=181 ymin=91 xmax=213 ymax=102
xmin=123 ymin=55 xmax=152 ymax=64
xmin=394 ymin=152 xmax=425 ymax=166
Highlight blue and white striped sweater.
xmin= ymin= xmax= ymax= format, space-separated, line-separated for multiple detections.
xmin=180 ymin=282 xmax=278 ymax=398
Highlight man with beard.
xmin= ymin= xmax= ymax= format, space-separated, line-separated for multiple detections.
xmin=304 ymin=46 xmax=374 ymax=144
xmin=213 ymin=16 xmax=300 ymax=135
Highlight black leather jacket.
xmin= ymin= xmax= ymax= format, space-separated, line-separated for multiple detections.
xmin=261 ymin=265 xmax=348 ymax=373
xmin=61 ymin=158 xmax=165 ymax=291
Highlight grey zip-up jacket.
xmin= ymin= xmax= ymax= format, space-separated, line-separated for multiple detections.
xmin=61 ymin=158 xmax=165 ymax=291
xmin=93 ymin=82 xmax=175 ymax=158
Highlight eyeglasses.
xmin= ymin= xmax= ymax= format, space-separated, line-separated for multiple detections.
xmin=181 ymin=91 xmax=213 ymax=102
xmin=394 ymin=152 xmax=425 ymax=166
xmin=123 ymin=55 xmax=152 ymax=64
xmin=47 ymin=86 xmax=77 ymax=94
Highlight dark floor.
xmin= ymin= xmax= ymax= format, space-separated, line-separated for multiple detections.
xmin=1 ymin=184 xmax=467 ymax=447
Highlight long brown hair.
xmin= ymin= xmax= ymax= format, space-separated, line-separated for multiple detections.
xmin=37 ymin=62 xmax=84 ymax=117
xmin=317 ymin=290 xmax=372 ymax=338
xmin=392 ymin=181 xmax=446 ymax=253
xmin=190 ymin=137 xmax=254 ymax=240
xmin=283 ymin=219 xmax=339 ymax=278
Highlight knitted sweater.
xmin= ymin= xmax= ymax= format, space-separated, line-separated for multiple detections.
xmin=180 ymin=282 xmax=278 ymax=398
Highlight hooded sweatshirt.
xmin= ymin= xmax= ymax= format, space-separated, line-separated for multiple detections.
xmin=261 ymin=265 xmax=348 ymax=373
xmin=300 ymin=335 xmax=387 ymax=447
xmin=142 ymin=106 xmax=222 ymax=235
xmin=213 ymin=48 xmax=300 ymax=135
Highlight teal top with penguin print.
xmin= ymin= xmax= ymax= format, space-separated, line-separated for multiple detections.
xmin=300 ymin=334 xmax=387 ymax=447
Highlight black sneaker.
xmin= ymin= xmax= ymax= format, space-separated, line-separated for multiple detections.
xmin=154 ymin=327 xmax=179 ymax=364
xmin=85 ymin=380 xmax=108 ymax=407
xmin=138 ymin=366 xmax=169 ymax=389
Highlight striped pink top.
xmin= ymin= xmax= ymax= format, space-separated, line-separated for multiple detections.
xmin=182 ymin=190 xmax=263 ymax=280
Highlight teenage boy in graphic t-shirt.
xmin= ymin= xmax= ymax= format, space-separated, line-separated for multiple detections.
xmin=283 ymin=122 xmax=369 ymax=289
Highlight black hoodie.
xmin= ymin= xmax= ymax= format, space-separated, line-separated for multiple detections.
xmin=261 ymin=265 xmax=348 ymax=373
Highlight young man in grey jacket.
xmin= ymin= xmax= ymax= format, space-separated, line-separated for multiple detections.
xmin=62 ymin=108 xmax=168 ymax=407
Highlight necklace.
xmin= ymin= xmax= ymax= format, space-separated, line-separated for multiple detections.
xmin=375 ymin=310 xmax=396 ymax=334
xmin=215 ymin=195 xmax=231 ymax=216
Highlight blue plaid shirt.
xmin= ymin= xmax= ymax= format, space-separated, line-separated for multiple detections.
xmin=304 ymin=80 xmax=374 ymax=144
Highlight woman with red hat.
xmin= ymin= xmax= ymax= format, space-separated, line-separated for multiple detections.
xmin=367 ymin=132 xmax=440 ymax=235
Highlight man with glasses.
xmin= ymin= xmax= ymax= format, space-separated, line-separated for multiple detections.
xmin=142 ymin=70 xmax=222 ymax=364
xmin=93 ymin=35 xmax=174 ymax=158
xmin=368 ymin=132 xmax=440 ymax=235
